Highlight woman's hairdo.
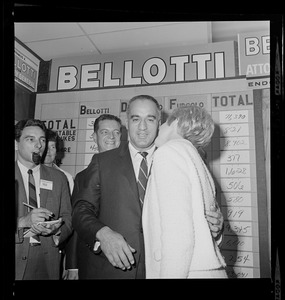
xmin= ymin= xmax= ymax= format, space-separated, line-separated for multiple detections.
xmin=167 ymin=105 xmax=215 ymax=149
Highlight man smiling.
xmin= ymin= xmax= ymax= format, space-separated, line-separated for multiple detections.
xmin=72 ymin=95 xmax=224 ymax=279
xmin=92 ymin=114 xmax=122 ymax=153
xmin=64 ymin=114 xmax=123 ymax=279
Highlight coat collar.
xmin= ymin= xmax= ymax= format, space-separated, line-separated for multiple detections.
xmin=118 ymin=142 xmax=141 ymax=209
xmin=15 ymin=162 xmax=52 ymax=212
xmin=38 ymin=165 xmax=52 ymax=208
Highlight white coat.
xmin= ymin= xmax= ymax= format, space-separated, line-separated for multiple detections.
xmin=142 ymin=139 xmax=227 ymax=278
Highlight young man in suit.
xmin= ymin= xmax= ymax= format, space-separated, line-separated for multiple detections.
xmin=15 ymin=119 xmax=73 ymax=280
xmin=72 ymin=95 xmax=224 ymax=279
xmin=65 ymin=113 xmax=123 ymax=279
xmin=91 ymin=113 xmax=123 ymax=153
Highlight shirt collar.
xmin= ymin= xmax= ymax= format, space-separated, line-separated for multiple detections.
xmin=17 ymin=160 xmax=41 ymax=174
xmin=128 ymin=142 xmax=156 ymax=159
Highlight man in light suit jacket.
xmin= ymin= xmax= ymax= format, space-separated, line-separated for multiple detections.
xmin=72 ymin=95 xmax=224 ymax=279
xmin=15 ymin=119 xmax=72 ymax=280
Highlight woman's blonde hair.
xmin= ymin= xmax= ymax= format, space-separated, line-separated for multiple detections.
xmin=167 ymin=105 xmax=214 ymax=149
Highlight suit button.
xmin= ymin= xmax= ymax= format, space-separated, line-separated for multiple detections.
xmin=22 ymin=256 xmax=27 ymax=260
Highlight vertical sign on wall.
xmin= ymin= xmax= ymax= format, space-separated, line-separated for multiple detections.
xmin=211 ymin=91 xmax=260 ymax=278
xmin=76 ymin=100 xmax=120 ymax=172
xmin=162 ymin=86 xmax=265 ymax=278
xmin=14 ymin=39 xmax=40 ymax=93
xmin=238 ymin=30 xmax=270 ymax=90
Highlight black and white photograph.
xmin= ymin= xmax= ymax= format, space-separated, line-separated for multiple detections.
xmin=2 ymin=4 xmax=283 ymax=299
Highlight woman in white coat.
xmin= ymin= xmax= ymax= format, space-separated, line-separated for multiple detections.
xmin=142 ymin=105 xmax=227 ymax=278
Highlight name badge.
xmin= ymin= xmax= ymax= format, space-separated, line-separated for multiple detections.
xmin=40 ymin=179 xmax=53 ymax=190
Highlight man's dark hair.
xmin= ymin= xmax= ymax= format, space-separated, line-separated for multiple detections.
xmin=127 ymin=95 xmax=160 ymax=115
xmin=93 ymin=114 xmax=122 ymax=133
xmin=15 ymin=119 xmax=46 ymax=142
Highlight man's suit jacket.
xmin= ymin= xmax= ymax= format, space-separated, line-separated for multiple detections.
xmin=72 ymin=141 xmax=145 ymax=279
xmin=15 ymin=162 xmax=73 ymax=280
xmin=65 ymin=169 xmax=85 ymax=270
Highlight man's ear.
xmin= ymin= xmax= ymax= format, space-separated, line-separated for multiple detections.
xmin=15 ymin=140 xmax=18 ymax=151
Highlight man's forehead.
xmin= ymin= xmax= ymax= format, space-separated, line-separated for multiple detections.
xmin=22 ymin=126 xmax=45 ymax=136
xmin=98 ymin=119 xmax=120 ymax=130
xmin=129 ymin=99 xmax=159 ymax=115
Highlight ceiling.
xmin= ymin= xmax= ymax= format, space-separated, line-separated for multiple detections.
xmin=14 ymin=21 xmax=270 ymax=61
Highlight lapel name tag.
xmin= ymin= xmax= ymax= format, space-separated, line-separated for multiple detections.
xmin=40 ymin=179 xmax=53 ymax=190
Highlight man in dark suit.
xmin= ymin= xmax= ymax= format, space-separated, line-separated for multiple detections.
xmin=72 ymin=95 xmax=224 ymax=279
xmin=65 ymin=113 xmax=123 ymax=279
xmin=15 ymin=119 xmax=73 ymax=280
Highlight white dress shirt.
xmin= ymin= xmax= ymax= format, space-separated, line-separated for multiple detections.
xmin=17 ymin=160 xmax=41 ymax=243
xmin=128 ymin=142 xmax=156 ymax=180
xmin=17 ymin=160 xmax=41 ymax=207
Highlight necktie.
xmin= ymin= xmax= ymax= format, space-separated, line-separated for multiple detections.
xmin=28 ymin=169 xmax=38 ymax=209
xmin=28 ymin=169 xmax=40 ymax=243
xmin=137 ymin=152 xmax=148 ymax=207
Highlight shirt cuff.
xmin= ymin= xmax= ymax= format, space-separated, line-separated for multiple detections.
xmin=216 ymin=233 xmax=223 ymax=246
xmin=53 ymin=230 xmax=61 ymax=246
xmin=93 ymin=241 xmax=101 ymax=253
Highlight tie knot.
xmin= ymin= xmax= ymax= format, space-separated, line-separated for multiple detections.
xmin=28 ymin=169 xmax=33 ymax=175
xmin=139 ymin=152 xmax=148 ymax=159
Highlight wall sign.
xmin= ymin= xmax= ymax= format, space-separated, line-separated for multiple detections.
xmin=14 ymin=39 xmax=40 ymax=92
xmin=238 ymin=30 xmax=270 ymax=91
xmin=35 ymin=77 xmax=269 ymax=278
xmin=48 ymin=41 xmax=238 ymax=91
xmin=238 ymin=30 xmax=270 ymax=77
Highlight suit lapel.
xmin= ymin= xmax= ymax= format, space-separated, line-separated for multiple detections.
xmin=119 ymin=142 xmax=140 ymax=202
xmin=39 ymin=165 xmax=51 ymax=208
xmin=15 ymin=162 xmax=29 ymax=216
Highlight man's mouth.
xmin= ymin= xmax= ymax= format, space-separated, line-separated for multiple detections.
xmin=137 ymin=133 xmax=147 ymax=139
xmin=105 ymin=141 xmax=115 ymax=144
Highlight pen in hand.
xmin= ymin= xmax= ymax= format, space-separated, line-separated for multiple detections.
xmin=22 ymin=202 xmax=55 ymax=219
xmin=22 ymin=202 xmax=36 ymax=210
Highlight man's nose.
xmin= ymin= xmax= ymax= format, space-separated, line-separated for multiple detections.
xmin=108 ymin=132 xmax=115 ymax=139
xmin=138 ymin=120 xmax=147 ymax=130
xmin=35 ymin=140 xmax=43 ymax=149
